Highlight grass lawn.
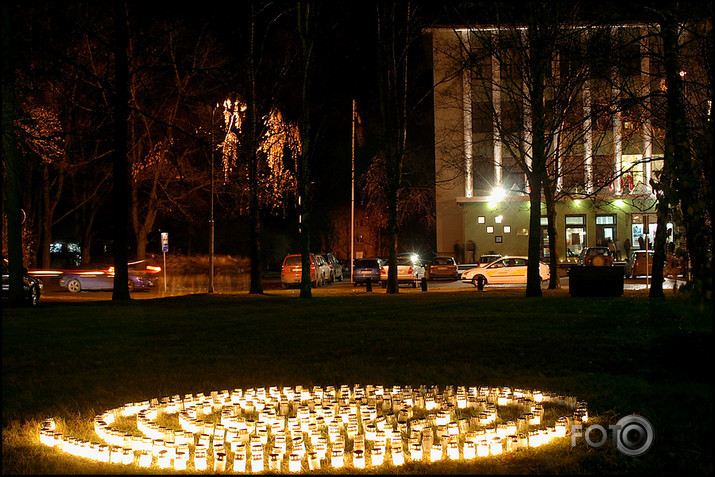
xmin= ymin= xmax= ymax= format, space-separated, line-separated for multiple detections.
xmin=2 ymin=287 xmax=712 ymax=474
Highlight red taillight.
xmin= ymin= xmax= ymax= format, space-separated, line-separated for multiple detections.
xmin=146 ymin=265 xmax=161 ymax=273
xmin=408 ymin=266 xmax=413 ymax=274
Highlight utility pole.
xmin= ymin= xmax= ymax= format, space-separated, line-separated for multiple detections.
xmin=351 ymin=99 xmax=356 ymax=284
xmin=209 ymin=103 xmax=218 ymax=294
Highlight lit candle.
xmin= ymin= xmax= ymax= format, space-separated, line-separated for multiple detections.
xmin=122 ymin=447 xmax=134 ymax=465
xmin=138 ymin=450 xmax=153 ymax=468
xmin=251 ymin=454 xmax=264 ymax=473
xmin=446 ymin=440 xmax=459 ymax=460
xmin=489 ymin=437 xmax=503 ymax=455
xmin=430 ymin=443 xmax=443 ymax=462
xmin=174 ymin=449 xmax=187 ymax=470
xmin=269 ymin=453 xmax=281 ymax=471
xmin=371 ymin=445 xmax=384 ymax=466
xmin=392 ymin=446 xmax=405 ymax=466
xmin=308 ymin=451 xmax=320 ymax=470
xmin=289 ymin=452 xmax=302 ymax=472
xmin=331 ymin=448 xmax=344 ymax=468
xmin=110 ymin=445 xmax=123 ymax=464
xmin=214 ymin=451 xmax=226 ymax=472
xmin=476 ymin=440 xmax=489 ymax=457
xmin=157 ymin=449 xmax=171 ymax=469
xmin=93 ymin=443 xmax=106 ymax=462
xmin=463 ymin=440 xmax=476 ymax=459
xmin=234 ymin=451 xmax=247 ymax=472
xmin=194 ymin=446 xmax=207 ymax=471
xmin=353 ymin=449 xmax=365 ymax=469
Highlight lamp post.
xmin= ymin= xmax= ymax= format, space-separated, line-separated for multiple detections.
xmin=209 ymin=103 xmax=218 ymax=294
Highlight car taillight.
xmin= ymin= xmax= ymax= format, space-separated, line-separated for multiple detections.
xmin=408 ymin=266 xmax=413 ymax=274
xmin=146 ymin=265 xmax=161 ymax=273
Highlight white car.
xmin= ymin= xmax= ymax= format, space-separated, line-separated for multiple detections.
xmin=460 ymin=256 xmax=550 ymax=286
xmin=316 ymin=254 xmax=332 ymax=284
xmin=380 ymin=256 xmax=426 ymax=288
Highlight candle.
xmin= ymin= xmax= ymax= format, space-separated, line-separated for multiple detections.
xmin=174 ymin=449 xmax=187 ymax=470
xmin=463 ymin=440 xmax=476 ymax=459
xmin=250 ymin=454 xmax=264 ymax=473
xmin=370 ymin=445 xmax=384 ymax=466
xmin=353 ymin=449 xmax=365 ymax=469
xmin=138 ymin=450 xmax=153 ymax=468
xmin=308 ymin=451 xmax=320 ymax=470
xmin=194 ymin=446 xmax=207 ymax=471
xmin=331 ymin=448 xmax=344 ymax=468
xmin=447 ymin=440 xmax=459 ymax=460
xmin=214 ymin=452 xmax=227 ymax=472
xmin=288 ymin=452 xmax=302 ymax=472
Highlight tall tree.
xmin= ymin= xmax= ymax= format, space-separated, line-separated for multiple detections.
xmin=654 ymin=7 xmax=712 ymax=299
xmin=376 ymin=2 xmax=415 ymax=294
xmin=1 ymin=1 xmax=25 ymax=305
xmin=296 ymin=2 xmax=317 ymax=298
xmin=111 ymin=0 xmax=130 ymax=300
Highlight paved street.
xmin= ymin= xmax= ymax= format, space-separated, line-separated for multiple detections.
xmin=36 ymin=273 xmax=686 ymax=303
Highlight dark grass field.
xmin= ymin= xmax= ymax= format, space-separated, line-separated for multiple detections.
xmin=2 ymin=287 xmax=712 ymax=474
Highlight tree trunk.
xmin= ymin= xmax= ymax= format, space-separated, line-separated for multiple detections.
xmin=111 ymin=0 xmax=130 ymax=300
xmin=41 ymin=166 xmax=53 ymax=268
xmin=649 ymin=197 xmax=669 ymax=297
xmin=543 ymin=179 xmax=561 ymax=289
xmin=661 ymin=12 xmax=709 ymax=297
xmin=246 ymin=1 xmax=263 ymax=295
xmin=2 ymin=2 xmax=26 ymax=305
xmin=525 ymin=21 xmax=547 ymax=298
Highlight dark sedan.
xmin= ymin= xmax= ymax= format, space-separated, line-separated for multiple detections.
xmin=352 ymin=258 xmax=383 ymax=286
xmin=426 ymin=256 xmax=459 ymax=280
xmin=2 ymin=256 xmax=42 ymax=307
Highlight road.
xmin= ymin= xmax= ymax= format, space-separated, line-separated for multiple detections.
xmin=37 ymin=273 xmax=686 ymax=303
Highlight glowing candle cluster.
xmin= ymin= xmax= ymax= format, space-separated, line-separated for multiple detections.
xmin=39 ymin=384 xmax=587 ymax=472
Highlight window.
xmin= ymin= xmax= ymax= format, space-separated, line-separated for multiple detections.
xmin=486 ymin=226 xmax=494 ymax=234
xmin=503 ymin=225 xmax=511 ymax=234
xmin=596 ymin=214 xmax=616 ymax=245
xmin=478 ymin=216 xmax=486 ymax=224
xmin=565 ymin=215 xmax=586 ymax=258
xmin=495 ymin=236 xmax=502 ymax=243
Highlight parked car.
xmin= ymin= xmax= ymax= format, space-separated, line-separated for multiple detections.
xmin=353 ymin=258 xmax=384 ymax=286
xmin=479 ymin=253 xmax=502 ymax=264
xmin=380 ymin=256 xmax=426 ymax=288
xmin=316 ymin=254 xmax=332 ymax=284
xmin=425 ymin=256 xmax=458 ymax=280
xmin=2 ymin=256 xmax=42 ymax=307
xmin=579 ymin=246 xmax=614 ymax=267
xmin=461 ymin=256 xmax=549 ymax=286
xmin=626 ymin=250 xmax=658 ymax=278
xmin=281 ymin=253 xmax=322 ymax=288
xmin=59 ymin=269 xmax=152 ymax=293
xmin=324 ymin=253 xmax=344 ymax=282
xmin=456 ymin=262 xmax=479 ymax=279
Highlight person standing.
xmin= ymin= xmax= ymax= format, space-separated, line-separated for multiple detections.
xmin=454 ymin=239 xmax=463 ymax=264
xmin=466 ymin=240 xmax=476 ymax=263
xmin=624 ymin=237 xmax=631 ymax=261
xmin=614 ymin=237 xmax=622 ymax=260
xmin=608 ymin=238 xmax=616 ymax=258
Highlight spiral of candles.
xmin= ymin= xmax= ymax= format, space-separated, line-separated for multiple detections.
xmin=39 ymin=384 xmax=583 ymax=472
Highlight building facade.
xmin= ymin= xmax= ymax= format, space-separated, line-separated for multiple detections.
xmin=428 ymin=23 xmax=677 ymax=263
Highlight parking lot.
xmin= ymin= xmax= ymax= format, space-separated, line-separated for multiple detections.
xmin=35 ymin=272 xmax=687 ymax=303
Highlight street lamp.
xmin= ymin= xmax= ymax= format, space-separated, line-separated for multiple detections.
xmin=209 ymin=103 xmax=219 ymax=293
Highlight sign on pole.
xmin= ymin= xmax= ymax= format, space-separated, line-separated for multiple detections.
xmin=161 ymin=233 xmax=168 ymax=292
xmin=161 ymin=233 xmax=169 ymax=253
